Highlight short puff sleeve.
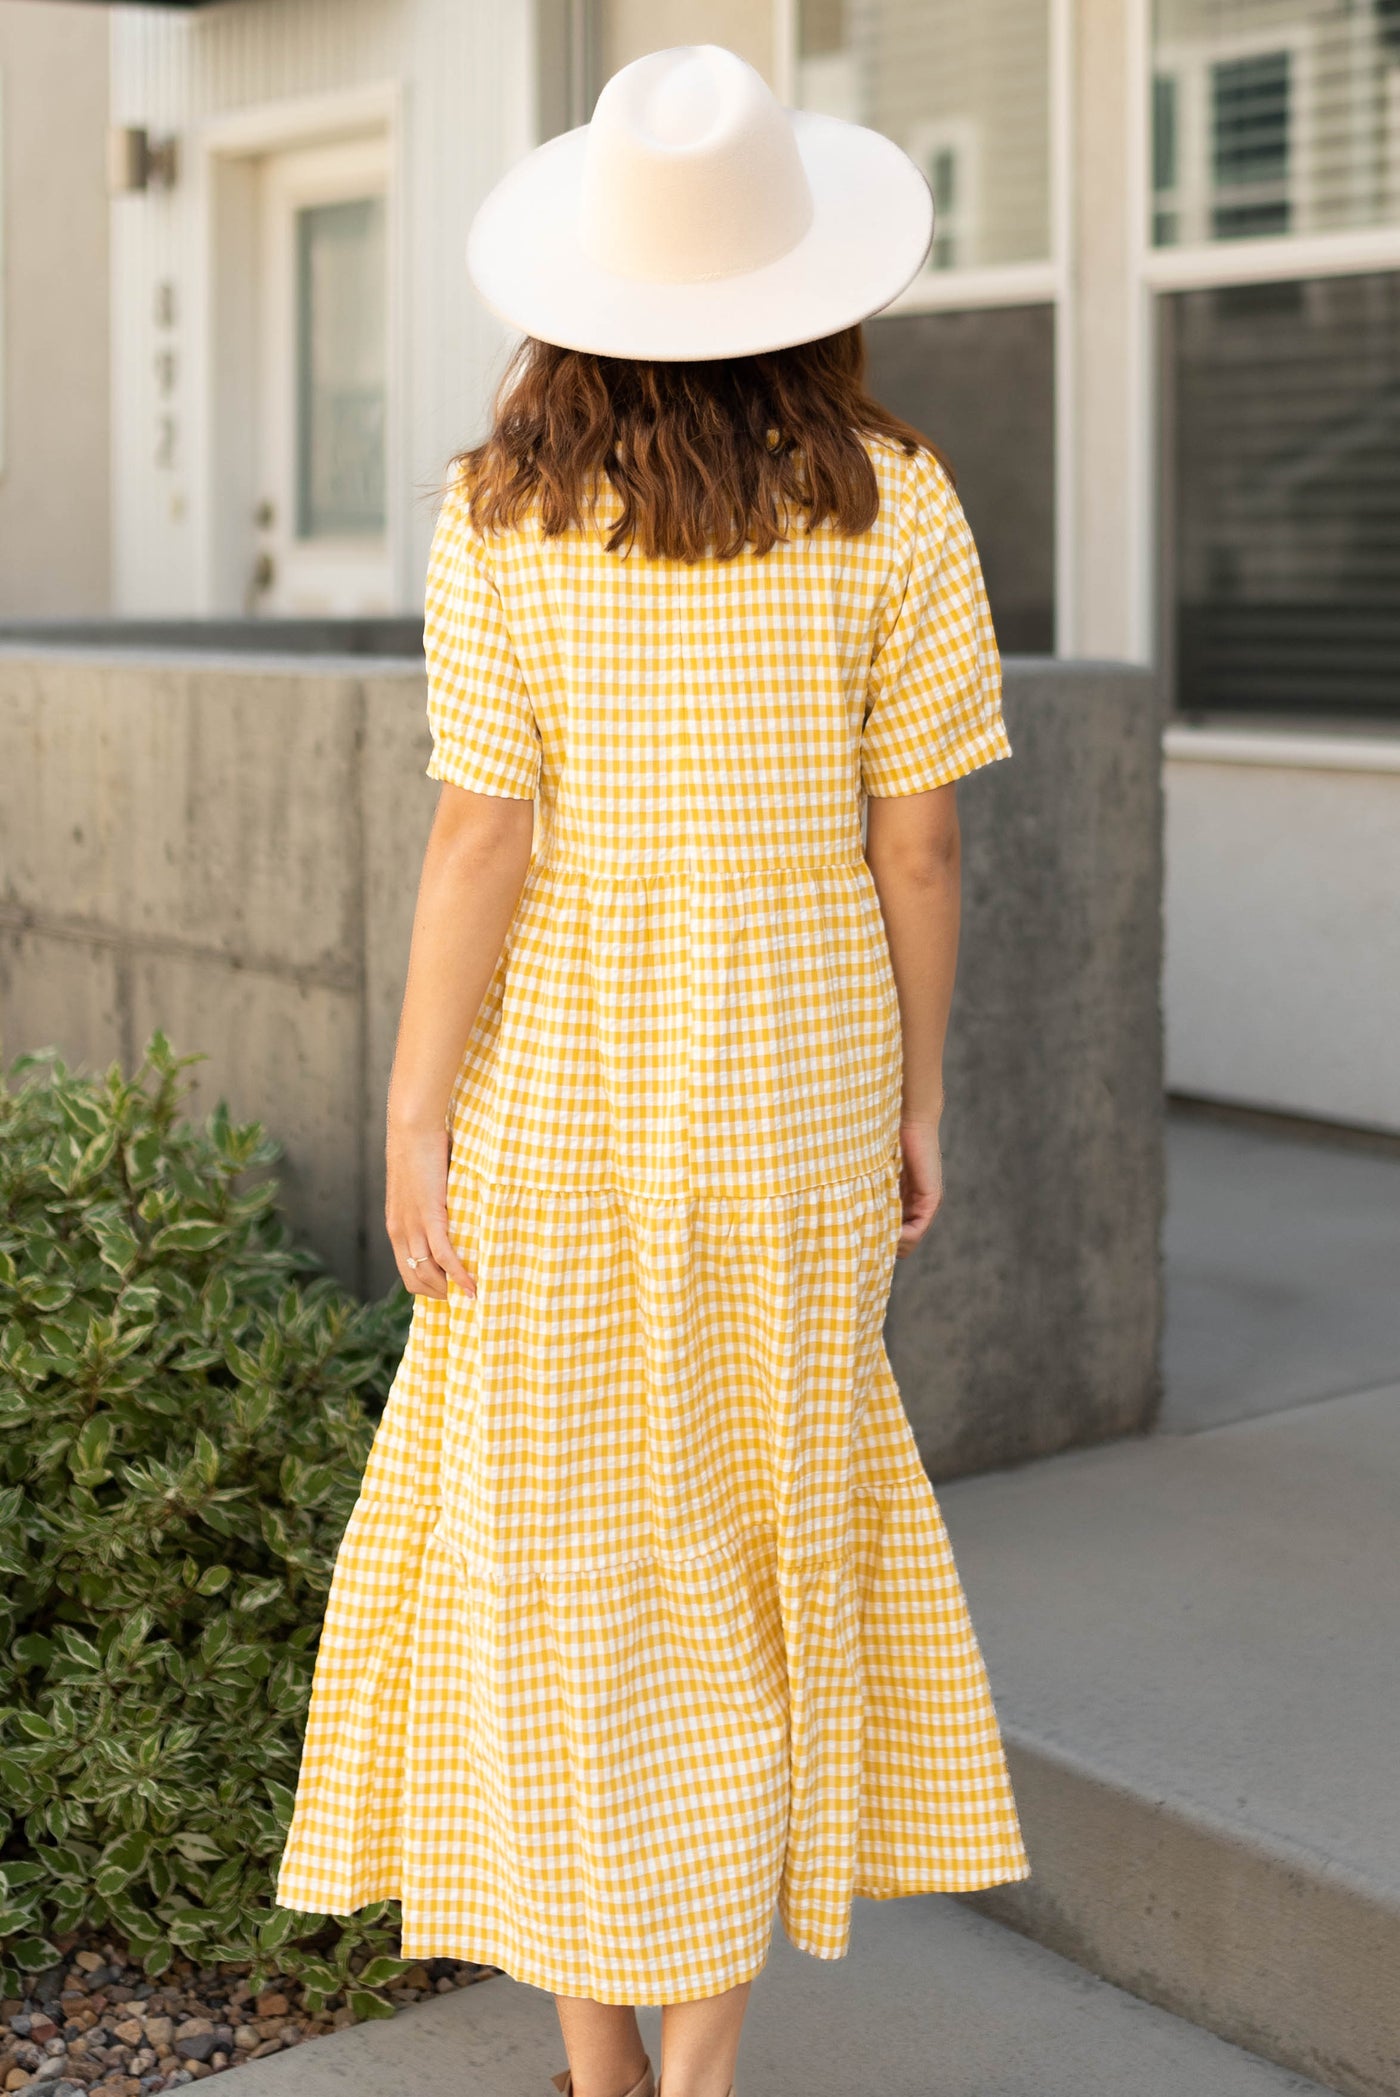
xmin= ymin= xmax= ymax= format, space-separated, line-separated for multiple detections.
xmin=861 ymin=449 xmax=1012 ymax=797
xmin=422 ymin=489 xmax=542 ymax=799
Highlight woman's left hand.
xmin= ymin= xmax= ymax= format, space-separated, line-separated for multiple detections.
xmin=385 ymin=1121 xmax=477 ymax=1299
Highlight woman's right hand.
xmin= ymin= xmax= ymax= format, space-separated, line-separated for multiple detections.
xmin=385 ymin=1120 xmax=477 ymax=1300
xmin=895 ymin=1115 xmax=944 ymax=1257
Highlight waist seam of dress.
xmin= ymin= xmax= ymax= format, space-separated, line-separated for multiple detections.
xmin=446 ymin=1150 xmax=901 ymax=1204
xmin=528 ymin=851 xmax=869 ymax=879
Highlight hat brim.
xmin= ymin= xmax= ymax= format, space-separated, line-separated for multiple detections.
xmin=466 ymin=110 xmax=935 ymax=361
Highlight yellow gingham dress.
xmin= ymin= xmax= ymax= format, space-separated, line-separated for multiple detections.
xmin=276 ymin=433 xmax=1030 ymax=2003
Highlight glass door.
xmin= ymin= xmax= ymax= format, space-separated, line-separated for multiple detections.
xmin=254 ymin=135 xmax=392 ymax=615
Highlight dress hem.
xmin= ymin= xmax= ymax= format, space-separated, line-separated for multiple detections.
xmin=272 ymin=1859 xmax=1033 ymax=2004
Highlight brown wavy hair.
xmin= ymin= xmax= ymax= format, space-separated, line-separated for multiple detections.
xmin=449 ymin=324 xmax=950 ymax=562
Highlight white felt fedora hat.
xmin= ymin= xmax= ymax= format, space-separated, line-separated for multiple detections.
xmin=466 ymin=43 xmax=934 ymax=361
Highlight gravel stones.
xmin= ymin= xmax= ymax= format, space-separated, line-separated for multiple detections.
xmin=1 ymin=1940 xmax=497 ymax=2089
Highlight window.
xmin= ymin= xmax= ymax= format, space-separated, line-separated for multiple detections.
xmin=904 ymin=120 xmax=978 ymax=272
xmin=1210 ymin=51 xmax=1291 ymax=241
xmin=795 ymin=0 xmax=1051 ymax=270
xmin=1148 ymin=4 xmax=1400 ymax=716
xmin=1162 ymin=272 xmax=1400 ymax=719
xmin=865 ymin=305 xmax=1056 ymax=655
xmin=1152 ymin=1 xmax=1400 ymax=248
xmin=793 ymin=1 xmax=1059 ymax=652
xmin=295 ymin=195 xmax=387 ymax=539
xmin=1153 ymin=72 xmax=1180 ymax=246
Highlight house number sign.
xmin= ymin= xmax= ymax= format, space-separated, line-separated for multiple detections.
xmin=153 ymin=278 xmax=179 ymax=472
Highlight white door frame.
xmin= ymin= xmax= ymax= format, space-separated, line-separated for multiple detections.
xmin=196 ymin=83 xmax=408 ymax=616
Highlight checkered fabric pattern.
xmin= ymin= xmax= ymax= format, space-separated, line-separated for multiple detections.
xmin=276 ymin=434 xmax=1028 ymax=2004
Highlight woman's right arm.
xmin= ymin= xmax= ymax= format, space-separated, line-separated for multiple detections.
xmin=863 ymin=781 xmax=962 ymax=1257
xmin=385 ymin=782 xmax=535 ymax=1298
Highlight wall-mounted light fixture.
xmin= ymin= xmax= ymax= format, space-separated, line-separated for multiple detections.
xmin=107 ymin=126 xmax=180 ymax=195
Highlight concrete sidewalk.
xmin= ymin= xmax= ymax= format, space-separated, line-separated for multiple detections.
xmin=942 ymin=1380 xmax=1400 ymax=2096
xmin=1161 ymin=1106 xmax=1400 ymax=1431
xmin=224 ymin=1894 xmax=1337 ymax=2097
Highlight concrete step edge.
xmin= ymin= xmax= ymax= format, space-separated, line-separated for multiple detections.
xmin=961 ymin=1727 xmax=1400 ymax=2097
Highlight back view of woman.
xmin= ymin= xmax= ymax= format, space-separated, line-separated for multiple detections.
xmin=278 ymin=43 xmax=1029 ymax=2097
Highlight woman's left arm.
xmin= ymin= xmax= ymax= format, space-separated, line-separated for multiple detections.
xmin=385 ymin=782 xmax=535 ymax=1298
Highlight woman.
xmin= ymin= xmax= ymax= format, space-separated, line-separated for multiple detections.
xmin=278 ymin=43 xmax=1029 ymax=2097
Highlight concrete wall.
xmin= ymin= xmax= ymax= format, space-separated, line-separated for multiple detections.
xmin=1165 ymin=725 xmax=1400 ymax=1136
xmin=0 ymin=650 xmax=1163 ymax=1479
xmin=896 ymin=661 xmax=1167 ymax=1477
xmin=0 ymin=646 xmax=429 ymax=1297
xmin=0 ymin=1 xmax=110 ymax=617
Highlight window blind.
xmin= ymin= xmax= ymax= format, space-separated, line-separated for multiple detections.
xmin=1167 ymin=272 xmax=1400 ymax=718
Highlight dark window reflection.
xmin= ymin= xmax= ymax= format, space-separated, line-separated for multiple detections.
xmin=1166 ymin=272 xmax=1400 ymax=718
xmin=864 ymin=304 xmax=1056 ymax=655
xmin=1210 ymin=51 xmax=1291 ymax=240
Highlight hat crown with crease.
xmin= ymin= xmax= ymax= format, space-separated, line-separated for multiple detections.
xmin=578 ymin=45 xmax=815 ymax=285
xmin=465 ymin=42 xmax=934 ymax=360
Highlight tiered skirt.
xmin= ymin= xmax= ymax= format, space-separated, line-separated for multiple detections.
xmin=276 ymin=1149 xmax=1030 ymax=2003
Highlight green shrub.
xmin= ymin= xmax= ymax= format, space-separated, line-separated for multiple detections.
xmin=0 ymin=1035 xmax=413 ymax=2012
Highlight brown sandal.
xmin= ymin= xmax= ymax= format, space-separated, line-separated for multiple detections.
xmin=550 ymin=2064 xmax=656 ymax=2097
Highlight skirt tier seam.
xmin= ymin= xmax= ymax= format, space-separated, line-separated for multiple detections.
xmin=355 ymin=1484 xmax=934 ymax=1585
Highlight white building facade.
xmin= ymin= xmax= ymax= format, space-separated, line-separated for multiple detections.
xmin=0 ymin=0 xmax=110 ymax=616
xmin=108 ymin=0 xmax=547 ymax=620
xmin=104 ymin=0 xmax=1400 ymax=1132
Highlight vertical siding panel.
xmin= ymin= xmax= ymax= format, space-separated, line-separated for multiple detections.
xmin=111 ymin=0 xmax=533 ymax=612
